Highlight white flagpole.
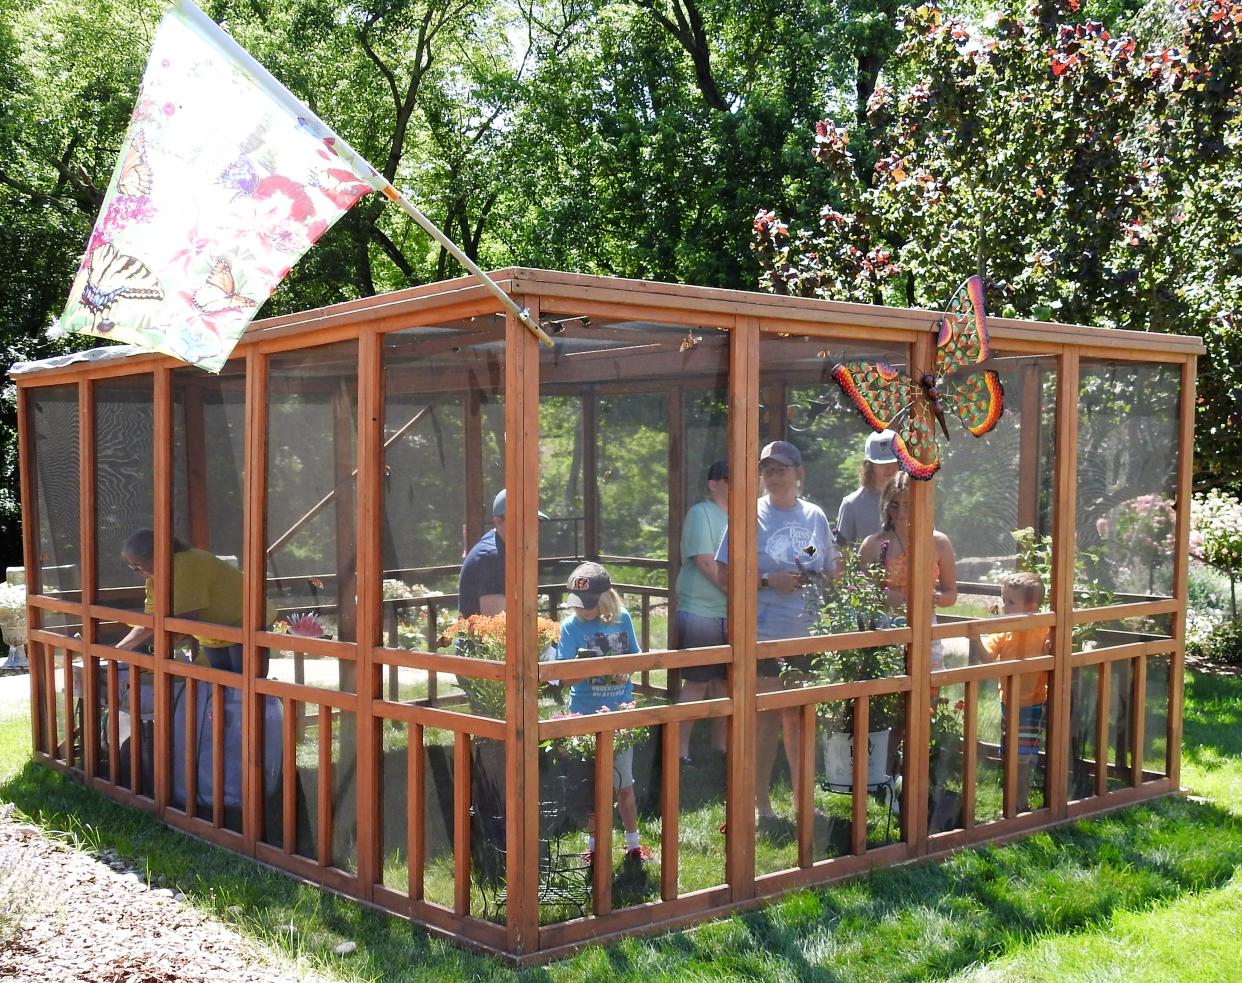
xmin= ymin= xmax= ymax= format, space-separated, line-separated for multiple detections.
xmin=174 ymin=0 xmax=553 ymax=349
xmin=378 ymin=186 xmax=554 ymax=348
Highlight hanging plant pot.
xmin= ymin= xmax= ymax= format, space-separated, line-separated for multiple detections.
xmin=822 ymin=729 xmax=892 ymax=789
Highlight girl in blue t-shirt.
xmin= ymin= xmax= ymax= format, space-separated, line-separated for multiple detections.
xmin=556 ymin=561 xmax=651 ymax=864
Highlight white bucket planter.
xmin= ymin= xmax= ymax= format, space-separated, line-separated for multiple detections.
xmin=821 ymin=729 xmax=892 ymax=789
xmin=1 ymin=622 xmax=28 ymax=671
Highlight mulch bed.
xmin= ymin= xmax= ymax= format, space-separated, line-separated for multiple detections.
xmin=0 ymin=804 xmax=316 ymax=982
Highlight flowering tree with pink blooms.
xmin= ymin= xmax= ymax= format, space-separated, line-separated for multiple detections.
xmin=752 ymin=0 xmax=1242 ymax=492
xmin=1191 ymin=488 xmax=1242 ymax=619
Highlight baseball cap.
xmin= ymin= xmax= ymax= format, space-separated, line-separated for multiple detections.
xmin=565 ymin=561 xmax=612 ymax=609
xmin=492 ymin=489 xmax=549 ymax=519
xmin=864 ymin=430 xmax=899 ymax=465
xmin=759 ymin=440 xmax=802 ymax=468
xmin=707 ymin=460 xmax=729 ymax=481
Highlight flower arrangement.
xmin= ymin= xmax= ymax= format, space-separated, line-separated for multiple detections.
xmin=272 ymin=610 xmax=328 ymax=638
xmin=541 ymin=704 xmax=649 ymax=760
xmin=0 ymin=582 xmax=27 ymax=628
xmin=440 ymin=612 xmax=560 ymax=718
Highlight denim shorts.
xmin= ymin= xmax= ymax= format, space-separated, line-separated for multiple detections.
xmin=676 ymin=611 xmax=727 ymax=682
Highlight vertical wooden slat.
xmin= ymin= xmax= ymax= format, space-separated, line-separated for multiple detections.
xmin=128 ymin=664 xmax=141 ymax=794
xmin=725 ymin=316 xmax=759 ymax=898
xmin=1131 ymin=655 xmax=1147 ymax=787
xmin=44 ymin=645 xmax=58 ymax=759
xmin=107 ymin=660 xmax=120 ymax=786
xmin=453 ymin=729 xmax=471 ymax=916
xmin=185 ymin=677 xmax=197 ymax=820
xmin=1003 ymin=676 xmax=1019 ymax=818
xmin=503 ymin=295 xmax=541 ymax=953
xmin=213 ymin=681 xmax=225 ymax=827
xmin=905 ymin=330 xmax=934 ymax=853
xmin=242 ymin=348 xmax=268 ymax=848
xmin=152 ymin=367 xmax=172 ymax=810
xmin=355 ymin=329 xmax=382 ymax=897
xmin=962 ymin=679 xmax=978 ymax=829
xmin=1047 ymin=349 xmax=1079 ymax=818
xmin=796 ymin=701 xmax=815 ymax=867
xmin=318 ymin=704 xmax=334 ymax=868
xmin=1095 ymin=665 xmax=1110 ymax=798
xmin=1168 ymin=356 xmax=1196 ymax=788
xmin=62 ymin=647 xmax=75 ymax=767
xmin=408 ymin=721 xmax=425 ymax=902
xmin=592 ymin=728 xmax=614 ymax=916
xmin=282 ymin=695 xmax=296 ymax=853
xmin=661 ymin=720 xmax=680 ymax=900
xmin=851 ymin=696 xmax=869 ymax=856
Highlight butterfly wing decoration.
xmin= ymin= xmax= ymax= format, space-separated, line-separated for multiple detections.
xmin=832 ymin=275 xmax=1004 ymax=480
xmin=192 ymin=258 xmax=258 ymax=316
xmin=117 ymin=130 xmax=153 ymax=198
xmin=77 ymin=242 xmax=165 ymax=333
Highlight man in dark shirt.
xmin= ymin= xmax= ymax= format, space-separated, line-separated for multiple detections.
xmin=458 ymin=489 xmax=510 ymax=617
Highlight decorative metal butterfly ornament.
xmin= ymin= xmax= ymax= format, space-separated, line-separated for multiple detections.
xmin=831 ymin=275 xmax=1004 ymax=480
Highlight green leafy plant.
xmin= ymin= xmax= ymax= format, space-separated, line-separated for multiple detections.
xmin=540 ymin=708 xmax=649 ymax=761
xmin=801 ymin=549 xmax=905 ymax=732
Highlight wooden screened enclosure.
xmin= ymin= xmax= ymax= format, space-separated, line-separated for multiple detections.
xmin=14 ymin=269 xmax=1202 ymax=961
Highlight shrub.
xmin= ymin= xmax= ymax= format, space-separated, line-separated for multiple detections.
xmin=1188 ymin=619 xmax=1242 ymax=666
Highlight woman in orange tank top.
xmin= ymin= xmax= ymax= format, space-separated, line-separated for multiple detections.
xmin=858 ymin=473 xmax=958 ymax=668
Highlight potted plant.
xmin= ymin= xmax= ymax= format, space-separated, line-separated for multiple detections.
xmin=0 ymin=581 xmax=28 ymax=670
xmin=927 ymin=694 xmax=965 ymax=832
xmin=799 ymin=550 xmax=905 ymax=788
xmin=440 ymin=612 xmax=561 ymax=719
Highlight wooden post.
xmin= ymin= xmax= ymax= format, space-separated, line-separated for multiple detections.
xmin=1168 ymin=356 xmax=1196 ymax=788
xmin=355 ymin=329 xmax=382 ymax=897
xmin=153 ymin=368 xmax=172 ymax=811
xmin=906 ymin=330 xmax=935 ymax=854
xmin=503 ymin=295 xmax=541 ymax=954
xmin=725 ymin=316 xmax=759 ymax=898
xmin=242 ymin=349 xmax=269 ymax=848
xmin=1047 ymin=351 xmax=1079 ymax=818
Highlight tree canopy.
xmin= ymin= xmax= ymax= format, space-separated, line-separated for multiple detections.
xmin=1 ymin=0 xmax=1240 ymax=564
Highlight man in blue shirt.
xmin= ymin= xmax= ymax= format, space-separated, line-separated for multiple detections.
xmin=458 ymin=490 xmax=510 ymax=617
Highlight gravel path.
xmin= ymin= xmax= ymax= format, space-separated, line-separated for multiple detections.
xmin=0 ymin=672 xmax=322 ymax=982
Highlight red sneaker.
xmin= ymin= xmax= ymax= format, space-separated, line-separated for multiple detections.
xmin=624 ymin=844 xmax=654 ymax=863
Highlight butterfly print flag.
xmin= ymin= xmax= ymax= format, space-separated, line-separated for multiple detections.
xmin=57 ymin=0 xmax=389 ymax=372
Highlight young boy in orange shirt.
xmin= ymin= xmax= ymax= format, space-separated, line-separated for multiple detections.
xmin=981 ymin=571 xmax=1050 ymax=812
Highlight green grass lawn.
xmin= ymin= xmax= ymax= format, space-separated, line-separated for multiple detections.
xmin=1 ymin=669 xmax=1240 ymax=981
